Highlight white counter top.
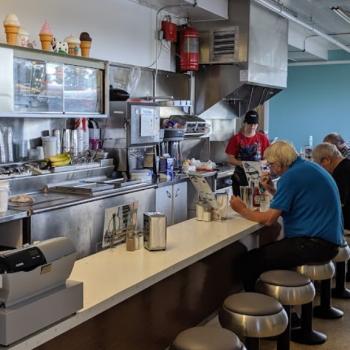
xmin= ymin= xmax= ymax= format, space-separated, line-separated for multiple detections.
xmin=6 ymin=215 xmax=260 ymax=350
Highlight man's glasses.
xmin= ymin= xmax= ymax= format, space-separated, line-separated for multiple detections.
xmin=266 ymin=161 xmax=278 ymax=168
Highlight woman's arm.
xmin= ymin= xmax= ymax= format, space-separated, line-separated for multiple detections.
xmin=227 ymin=154 xmax=242 ymax=167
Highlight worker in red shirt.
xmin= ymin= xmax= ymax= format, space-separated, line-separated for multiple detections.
xmin=227 ymin=110 xmax=278 ymax=246
xmin=226 ymin=110 xmax=270 ymax=193
xmin=226 ymin=110 xmax=270 ymax=166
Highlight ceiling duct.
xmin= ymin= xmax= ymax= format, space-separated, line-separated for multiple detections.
xmin=195 ymin=0 xmax=288 ymax=119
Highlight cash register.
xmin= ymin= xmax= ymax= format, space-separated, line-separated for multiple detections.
xmin=0 ymin=237 xmax=83 ymax=345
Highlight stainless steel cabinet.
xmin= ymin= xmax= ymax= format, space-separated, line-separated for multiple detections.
xmin=13 ymin=58 xmax=104 ymax=115
xmin=0 ymin=45 xmax=108 ymax=118
xmin=155 ymin=185 xmax=173 ymax=225
xmin=64 ymin=64 xmax=103 ymax=114
xmin=14 ymin=59 xmax=63 ymax=113
xmin=156 ymin=181 xmax=188 ymax=226
xmin=173 ymin=182 xmax=188 ymax=224
xmin=30 ymin=188 xmax=156 ymax=258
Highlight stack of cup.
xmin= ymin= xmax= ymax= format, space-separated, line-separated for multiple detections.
xmin=53 ymin=129 xmax=61 ymax=154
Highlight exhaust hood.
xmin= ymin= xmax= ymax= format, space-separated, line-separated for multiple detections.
xmin=195 ymin=0 xmax=288 ymax=119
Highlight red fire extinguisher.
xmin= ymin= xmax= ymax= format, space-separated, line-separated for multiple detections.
xmin=177 ymin=25 xmax=199 ymax=72
xmin=161 ymin=16 xmax=177 ymax=42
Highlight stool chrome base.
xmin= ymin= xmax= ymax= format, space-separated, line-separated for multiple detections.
xmin=291 ymin=328 xmax=327 ymax=345
xmin=332 ymin=287 xmax=350 ymax=299
xmin=332 ymin=261 xmax=350 ymax=299
xmin=313 ymin=278 xmax=344 ymax=319
xmin=313 ymin=305 xmax=344 ymax=319
xmin=291 ymin=302 xmax=327 ymax=345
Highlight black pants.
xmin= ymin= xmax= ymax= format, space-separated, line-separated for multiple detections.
xmin=241 ymin=237 xmax=339 ymax=291
xmin=232 ymin=166 xmax=248 ymax=196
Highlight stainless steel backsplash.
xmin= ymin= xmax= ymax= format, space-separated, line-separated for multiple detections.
xmin=0 ymin=118 xmax=67 ymax=160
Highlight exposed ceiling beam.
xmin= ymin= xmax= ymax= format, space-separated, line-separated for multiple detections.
xmin=254 ymin=0 xmax=350 ymax=54
xmin=288 ymin=23 xmax=328 ymax=60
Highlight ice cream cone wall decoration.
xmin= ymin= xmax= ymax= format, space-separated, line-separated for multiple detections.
xmin=79 ymin=32 xmax=92 ymax=57
xmin=3 ymin=14 xmax=20 ymax=45
xmin=39 ymin=20 xmax=53 ymax=51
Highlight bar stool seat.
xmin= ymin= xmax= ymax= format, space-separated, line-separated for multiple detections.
xmin=256 ymin=270 xmax=315 ymax=305
xmin=170 ymin=326 xmax=246 ymax=350
xmin=219 ymin=292 xmax=288 ymax=350
xmin=297 ymin=261 xmax=343 ymax=319
xmin=256 ymin=270 xmax=323 ymax=348
xmin=332 ymin=243 xmax=350 ymax=298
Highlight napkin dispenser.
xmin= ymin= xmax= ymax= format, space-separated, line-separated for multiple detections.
xmin=143 ymin=212 xmax=167 ymax=251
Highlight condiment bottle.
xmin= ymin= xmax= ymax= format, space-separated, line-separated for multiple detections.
xmin=252 ymin=180 xmax=261 ymax=208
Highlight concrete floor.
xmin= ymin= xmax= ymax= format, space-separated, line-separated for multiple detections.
xmin=205 ymin=283 xmax=350 ymax=350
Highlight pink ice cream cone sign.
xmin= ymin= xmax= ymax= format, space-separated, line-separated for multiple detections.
xmin=39 ymin=20 xmax=53 ymax=51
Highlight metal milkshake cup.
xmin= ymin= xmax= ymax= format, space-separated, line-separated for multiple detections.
xmin=62 ymin=129 xmax=71 ymax=153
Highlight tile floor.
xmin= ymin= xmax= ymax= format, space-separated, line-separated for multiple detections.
xmin=205 ymin=285 xmax=350 ymax=350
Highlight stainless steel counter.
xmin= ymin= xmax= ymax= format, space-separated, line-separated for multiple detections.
xmin=9 ymin=183 xmax=157 ymax=214
xmin=2 ymin=181 xmax=158 ymax=257
xmin=156 ymin=175 xmax=188 ymax=188
xmin=30 ymin=186 xmax=156 ymax=258
xmin=156 ymin=166 xmax=234 ymax=188
xmin=0 ymin=210 xmax=27 ymax=224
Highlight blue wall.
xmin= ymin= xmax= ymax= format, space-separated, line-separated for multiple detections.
xmin=269 ymin=62 xmax=350 ymax=151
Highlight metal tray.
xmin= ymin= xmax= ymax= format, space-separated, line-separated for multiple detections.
xmin=50 ymin=183 xmax=115 ymax=196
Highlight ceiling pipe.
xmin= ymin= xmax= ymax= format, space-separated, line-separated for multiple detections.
xmin=254 ymin=0 xmax=350 ymax=54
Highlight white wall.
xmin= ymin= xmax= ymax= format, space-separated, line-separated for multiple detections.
xmin=0 ymin=0 xmax=173 ymax=70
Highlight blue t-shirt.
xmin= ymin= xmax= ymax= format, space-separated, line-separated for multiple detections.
xmin=270 ymin=157 xmax=344 ymax=245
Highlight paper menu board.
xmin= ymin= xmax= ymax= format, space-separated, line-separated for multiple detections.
xmin=241 ymin=161 xmax=265 ymax=184
xmin=140 ymin=108 xmax=157 ymax=137
xmin=189 ymin=174 xmax=218 ymax=209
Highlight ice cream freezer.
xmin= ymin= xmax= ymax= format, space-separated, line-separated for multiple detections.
xmin=0 ymin=237 xmax=83 ymax=346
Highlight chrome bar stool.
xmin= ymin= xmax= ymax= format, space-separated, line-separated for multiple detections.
xmin=170 ymin=326 xmax=246 ymax=350
xmin=218 ymin=292 xmax=288 ymax=350
xmin=297 ymin=261 xmax=343 ymax=319
xmin=332 ymin=242 xmax=350 ymax=298
xmin=256 ymin=270 xmax=320 ymax=349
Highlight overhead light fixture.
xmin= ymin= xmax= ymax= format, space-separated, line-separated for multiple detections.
xmin=331 ymin=6 xmax=350 ymax=25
